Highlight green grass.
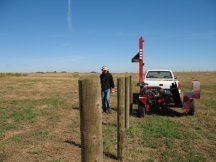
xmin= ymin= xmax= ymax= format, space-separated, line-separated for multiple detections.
xmin=10 ymin=129 xmax=49 ymax=145
xmin=10 ymin=108 xmax=37 ymax=122
xmin=0 ymin=90 xmax=7 ymax=97
xmin=0 ymin=123 xmax=17 ymax=132
xmin=161 ymin=149 xmax=206 ymax=162
xmin=32 ymin=130 xmax=49 ymax=139
xmin=69 ymin=120 xmax=79 ymax=129
xmin=141 ymin=117 xmax=186 ymax=139
xmin=72 ymin=102 xmax=80 ymax=109
xmin=126 ymin=117 xmax=191 ymax=142
xmin=5 ymin=98 xmax=64 ymax=108
xmin=103 ymin=124 xmax=117 ymax=153
xmin=0 ymin=73 xmax=28 ymax=78
xmin=0 ymin=72 xmax=216 ymax=161
xmin=125 ymin=116 xmax=208 ymax=161
xmin=10 ymin=135 xmax=24 ymax=143
xmin=208 ymin=131 xmax=216 ymax=140
xmin=0 ymin=151 xmax=7 ymax=162
xmin=0 ymin=111 xmax=17 ymax=139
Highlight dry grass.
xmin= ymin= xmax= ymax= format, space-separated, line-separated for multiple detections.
xmin=0 ymin=72 xmax=216 ymax=162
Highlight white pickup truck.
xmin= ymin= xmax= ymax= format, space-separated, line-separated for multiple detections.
xmin=144 ymin=70 xmax=181 ymax=93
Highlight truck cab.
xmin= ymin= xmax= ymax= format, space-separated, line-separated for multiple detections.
xmin=144 ymin=70 xmax=181 ymax=93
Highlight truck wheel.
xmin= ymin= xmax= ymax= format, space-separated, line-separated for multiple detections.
xmin=138 ymin=103 xmax=145 ymax=117
xmin=188 ymin=100 xmax=195 ymax=115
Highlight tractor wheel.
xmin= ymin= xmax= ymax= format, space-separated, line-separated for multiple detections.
xmin=138 ymin=103 xmax=145 ymax=117
xmin=188 ymin=100 xmax=195 ymax=115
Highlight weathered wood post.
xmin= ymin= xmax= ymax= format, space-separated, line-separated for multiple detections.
xmin=129 ymin=75 xmax=133 ymax=115
xmin=79 ymin=77 xmax=103 ymax=162
xmin=125 ymin=76 xmax=130 ymax=128
xmin=117 ymin=78 xmax=125 ymax=161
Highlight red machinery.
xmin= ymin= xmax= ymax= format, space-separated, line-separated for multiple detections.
xmin=132 ymin=37 xmax=201 ymax=117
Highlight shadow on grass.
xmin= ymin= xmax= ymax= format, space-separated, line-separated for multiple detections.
xmin=65 ymin=140 xmax=81 ymax=148
xmin=72 ymin=107 xmax=80 ymax=110
xmin=65 ymin=140 xmax=118 ymax=160
xmin=111 ymin=107 xmax=117 ymax=112
xmin=133 ymin=107 xmax=186 ymax=117
xmin=104 ymin=152 xmax=118 ymax=160
xmin=72 ymin=106 xmax=117 ymax=112
xmin=102 ymin=122 xmax=117 ymax=127
xmin=149 ymin=107 xmax=186 ymax=117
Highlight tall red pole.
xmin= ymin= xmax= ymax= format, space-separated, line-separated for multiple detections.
xmin=139 ymin=37 xmax=144 ymax=83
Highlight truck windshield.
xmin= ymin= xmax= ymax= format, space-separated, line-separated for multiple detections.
xmin=146 ymin=71 xmax=172 ymax=79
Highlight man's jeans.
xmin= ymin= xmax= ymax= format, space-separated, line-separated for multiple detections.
xmin=101 ymin=89 xmax=111 ymax=112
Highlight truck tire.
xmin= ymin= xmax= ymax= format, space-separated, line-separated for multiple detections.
xmin=188 ymin=100 xmax=195 ymax=115
xmin=138 ymin=102 xmax=145 ymax=117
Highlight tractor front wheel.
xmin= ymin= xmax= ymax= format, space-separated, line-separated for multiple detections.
xmin=188 ymin=100 xmax=195 ymax=115
xmin=138 ymin=102 xmax=145 ymax=117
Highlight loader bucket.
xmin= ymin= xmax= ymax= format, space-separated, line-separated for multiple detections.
xmin=192 ymin=80 xmax=200 ymax=99
xmin=182 ymin=80 xmax=201 ymax=114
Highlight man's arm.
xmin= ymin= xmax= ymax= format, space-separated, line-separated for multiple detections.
xmin=110 ymin=74 xmax=114 ymax=88
xmin=110 ymin=74 xmax=115 ymax=93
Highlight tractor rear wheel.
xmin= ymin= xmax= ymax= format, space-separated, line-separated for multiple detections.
xmin=188 ymin=100 xmax=195 ymax=115
xmin=138 ymin=102 xmax=145 ymax=117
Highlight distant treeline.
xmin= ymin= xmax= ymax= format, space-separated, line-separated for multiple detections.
xmin=0 ymin=73 xmax=28 ymax=78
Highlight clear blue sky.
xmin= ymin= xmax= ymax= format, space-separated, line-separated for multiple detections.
xmin=0 ymin=0 xmax=216 ymax=72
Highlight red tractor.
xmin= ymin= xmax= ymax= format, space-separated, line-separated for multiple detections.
xmin=132 ymin=37 xmax=201 ymax=117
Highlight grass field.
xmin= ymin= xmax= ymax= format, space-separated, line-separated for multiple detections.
xmin=0 ymin=72 xmax=216 ymax=162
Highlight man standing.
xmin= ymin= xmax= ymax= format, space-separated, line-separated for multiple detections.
xmin=100 ymin=66 xmax=115 ymax=113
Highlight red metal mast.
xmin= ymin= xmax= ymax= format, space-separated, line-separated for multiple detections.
xmin=139 ymin=37 xmax=144 ymax=83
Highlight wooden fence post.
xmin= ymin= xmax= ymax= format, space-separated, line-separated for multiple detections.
xmin=125 ymin=76 xmax=130 ymax=128
xmin=117 ymin=78 xmax=125 ymax=161
xmin=129 ymin=75 xmax=133 ymax=115
xmin=79 ymin=77 xmax=103 ymax=162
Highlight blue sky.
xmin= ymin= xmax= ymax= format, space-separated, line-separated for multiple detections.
xmin=0 ymin=0 xmax=215 ymax=72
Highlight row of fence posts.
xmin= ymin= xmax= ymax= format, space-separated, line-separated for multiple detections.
xmin=78 ymin=75 xmax=132 ymax=162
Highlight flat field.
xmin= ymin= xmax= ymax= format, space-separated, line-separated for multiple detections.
xmin=0 ymin=72 xmax=216 ymax=162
